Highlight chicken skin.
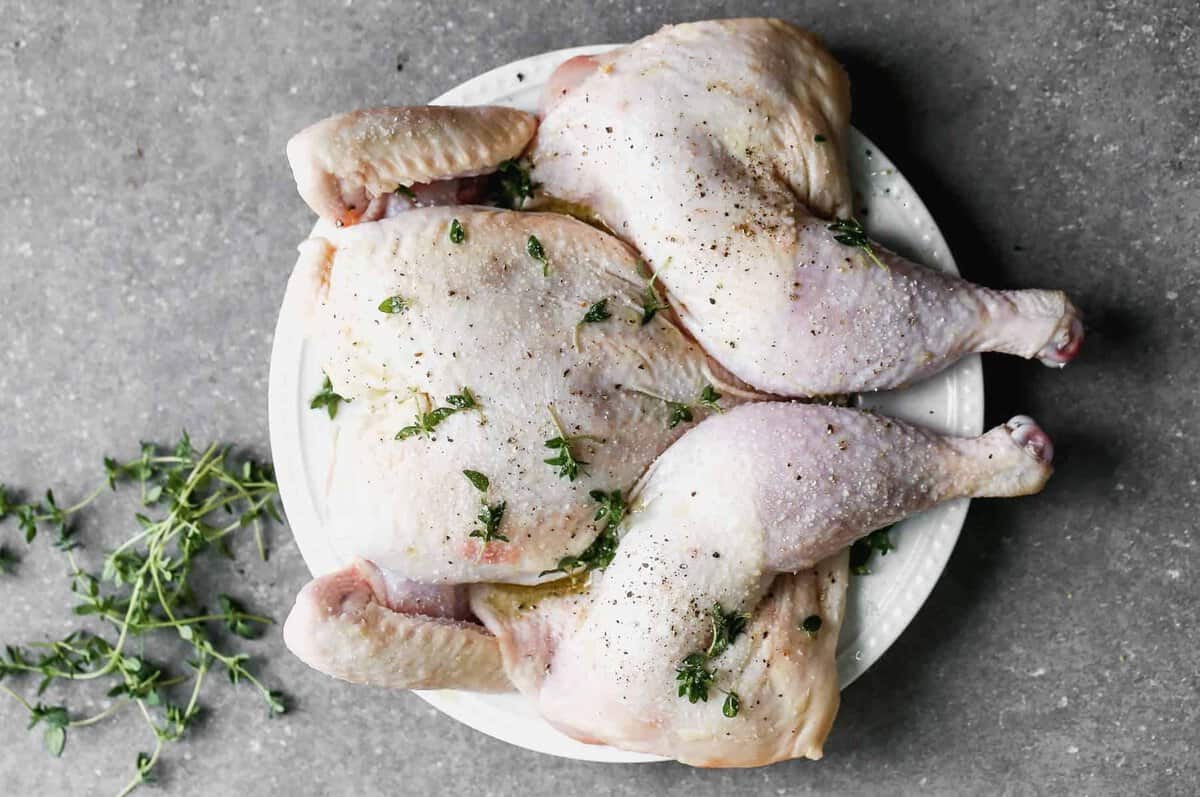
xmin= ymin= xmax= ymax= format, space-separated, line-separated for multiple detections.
xmin=530 ymin=18 xmax=1083 ymax=395
xmin=278 ymin=17 xmax=1077 ymax=768
xmin=287 ymin=405 xmax=1055 ymax=764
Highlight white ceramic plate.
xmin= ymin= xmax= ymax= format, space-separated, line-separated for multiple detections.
xmin=268 ymin=45 xmax=984 ymax=764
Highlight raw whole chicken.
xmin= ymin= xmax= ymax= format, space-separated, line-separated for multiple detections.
xmin=278 ymin=17 xmax=1079 ymax=767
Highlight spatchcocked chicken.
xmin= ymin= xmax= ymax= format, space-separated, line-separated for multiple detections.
xmin=280 ymin=18 xmax=1079 ymax=766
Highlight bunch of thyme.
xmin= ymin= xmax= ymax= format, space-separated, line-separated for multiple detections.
xmin=0 ymin=432 xmax=287 ymax=795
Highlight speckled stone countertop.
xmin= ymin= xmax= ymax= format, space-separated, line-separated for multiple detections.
xmin=1 ymin=1 xmax=1196 ymax=794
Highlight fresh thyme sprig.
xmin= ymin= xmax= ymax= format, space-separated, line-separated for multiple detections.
xmin=0 ymin=432 xmax=287 ymax=794
xmin=705 ymin=603 xmax=749 ymax=660
xmin=800 ymin=614 xmax=823 ymax=638
xmin=572 ymin=298 xmax=611 ymax=351
xmin=675 ymin=653 xmax=715 ymax=704
xmin=580 ymin=299 xmax=611 ymax=324
xmin=527 ymin=234 xmax=549 ymax=276
xmin=449 ymin=218 xmax=465 ymax=244
xmin=395 ymin=388 xmax=480 ymax=440
xmin=634 ymin=383 xmax=724 ymax=429
xmin=675 ymin=602 xmax=749 ymax=716
xmin=543 ymin=405 xmax=603 ymax=482
xmin=489 ymin=159 xmax=536 ymax=210
xmin=378 ymin=295 xmax=411 ymax=314
xmin=462 ymin=470 xmax=507 ymax=545
xmin=849 ymin=525 xmax=895 ymax=575
xmin=310 ymin=374 xmax=349 ymax=419
xmin=827 ymin=217 xmax=887 ymax=269
xmin=639 ymin=260 xmax=670 ymax=325
xmin=540 ymin=489 xmax=626 ymax=578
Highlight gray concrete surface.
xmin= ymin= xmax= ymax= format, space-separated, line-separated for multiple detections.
xmin=1 ymin=1 xmax=1197 ymax=794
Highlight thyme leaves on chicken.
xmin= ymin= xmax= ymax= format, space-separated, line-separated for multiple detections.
xmin=635 ymin=383 xmax=724 ymax=429
xmin=378 ymin=295 xmax=411 ymax=314
xmin=463 ymin=470 xmax=507 ymax=545
xmin=543 ymin=405 xmax=603 ymax=482
xmin=0 ymin=433 xmax=287 ymax=794
xmin=462 ymin=470 xmax=490 ymax=492
xmin=394 ymin=184 xmax=416 ymax=200
xmin=639 ymin=260 xmax=670 ymax=325
xmin=444 ymin=388 xmax=480 ymax=412
xmin=573 ymin=298 xmax=612 ymax=351
xmin=827 ymin=217 xmax=886 ymax=269
xmin=395 ymin=388 xmax=480 ymax=440
xmin=527 ymin=234 xmax=549 ymax=276
xmin=541 ymin=489 xmax=626 ymax=578
xmin=449 ymin=218 xmax=466 ymax=244
xmin=675 ymin=602 xmax=749 ymax=714
xmin=849 ymin=525 xmax=896 ymax=575
xmin=801 ymin=615 xmax=823 ymax=637
xmin=705 ymin=603 xmax=750 ymax=660
xmin=580 ymin=298 xmax=611 ymax=324
xmin=489 ymin=158 xmax=536 ymax=209
xmin=309 ymin=374 xmax=349 ymax=419
xmin=675 ymin=653 xmax=715 ymax=703
xmin=470 ymin=502 xmax=508 ymax=544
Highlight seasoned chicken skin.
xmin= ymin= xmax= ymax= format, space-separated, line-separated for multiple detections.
xmin=289 ymin=206 xmax=764 ymax=585
xmin=530 ymin=19 xmax=1083 ymax=395
xmin=285 ymin=405 xmax=1055 ymax=765
xmin=279 ymin=17 xmax=1075 ymax=769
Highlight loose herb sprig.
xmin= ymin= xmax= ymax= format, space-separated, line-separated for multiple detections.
xmin=527 ymin=235 xmax=549 ymax=276
xmin=543 ymin=405 xmax=603 ymax=482
xmin=0 ymin=433 xmax=287 ymax=794
xmin=462 ymin=470 xmax=507 ymax=545
xmin=827 ymin=217 xmax=887 ymax=269
xmin=675 ymin=602 xmax=749 ymax=717
xmin=395 ymin=388 xmax=480 ymax=440
xmin=309 ymin=374 xmax=349 ymax=419
xmin=849 ymin=525 xmax=895 ymax=575
xmin=541 ymin=489 xmax=626 ymax=578
xmin=489 ymin=159 xmax=536 ymax=210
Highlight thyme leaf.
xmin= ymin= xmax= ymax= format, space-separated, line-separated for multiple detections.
xmin=309 ymin=374 xmax=349 ymax=420
xmin=827 ymin=217 xmax=887 ymax=269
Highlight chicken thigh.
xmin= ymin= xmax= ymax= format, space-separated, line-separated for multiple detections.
xmin=530 ymin=18 xmax=1083 ymax=395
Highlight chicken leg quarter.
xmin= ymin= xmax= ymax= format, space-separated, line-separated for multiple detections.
xmin=285 ymin=404 xmax=1055 ymax=766
xmin=530 ymin=18 xmax=1083 ymax=395
xmin=470 ymin=404 xmax=1054 ymax=766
